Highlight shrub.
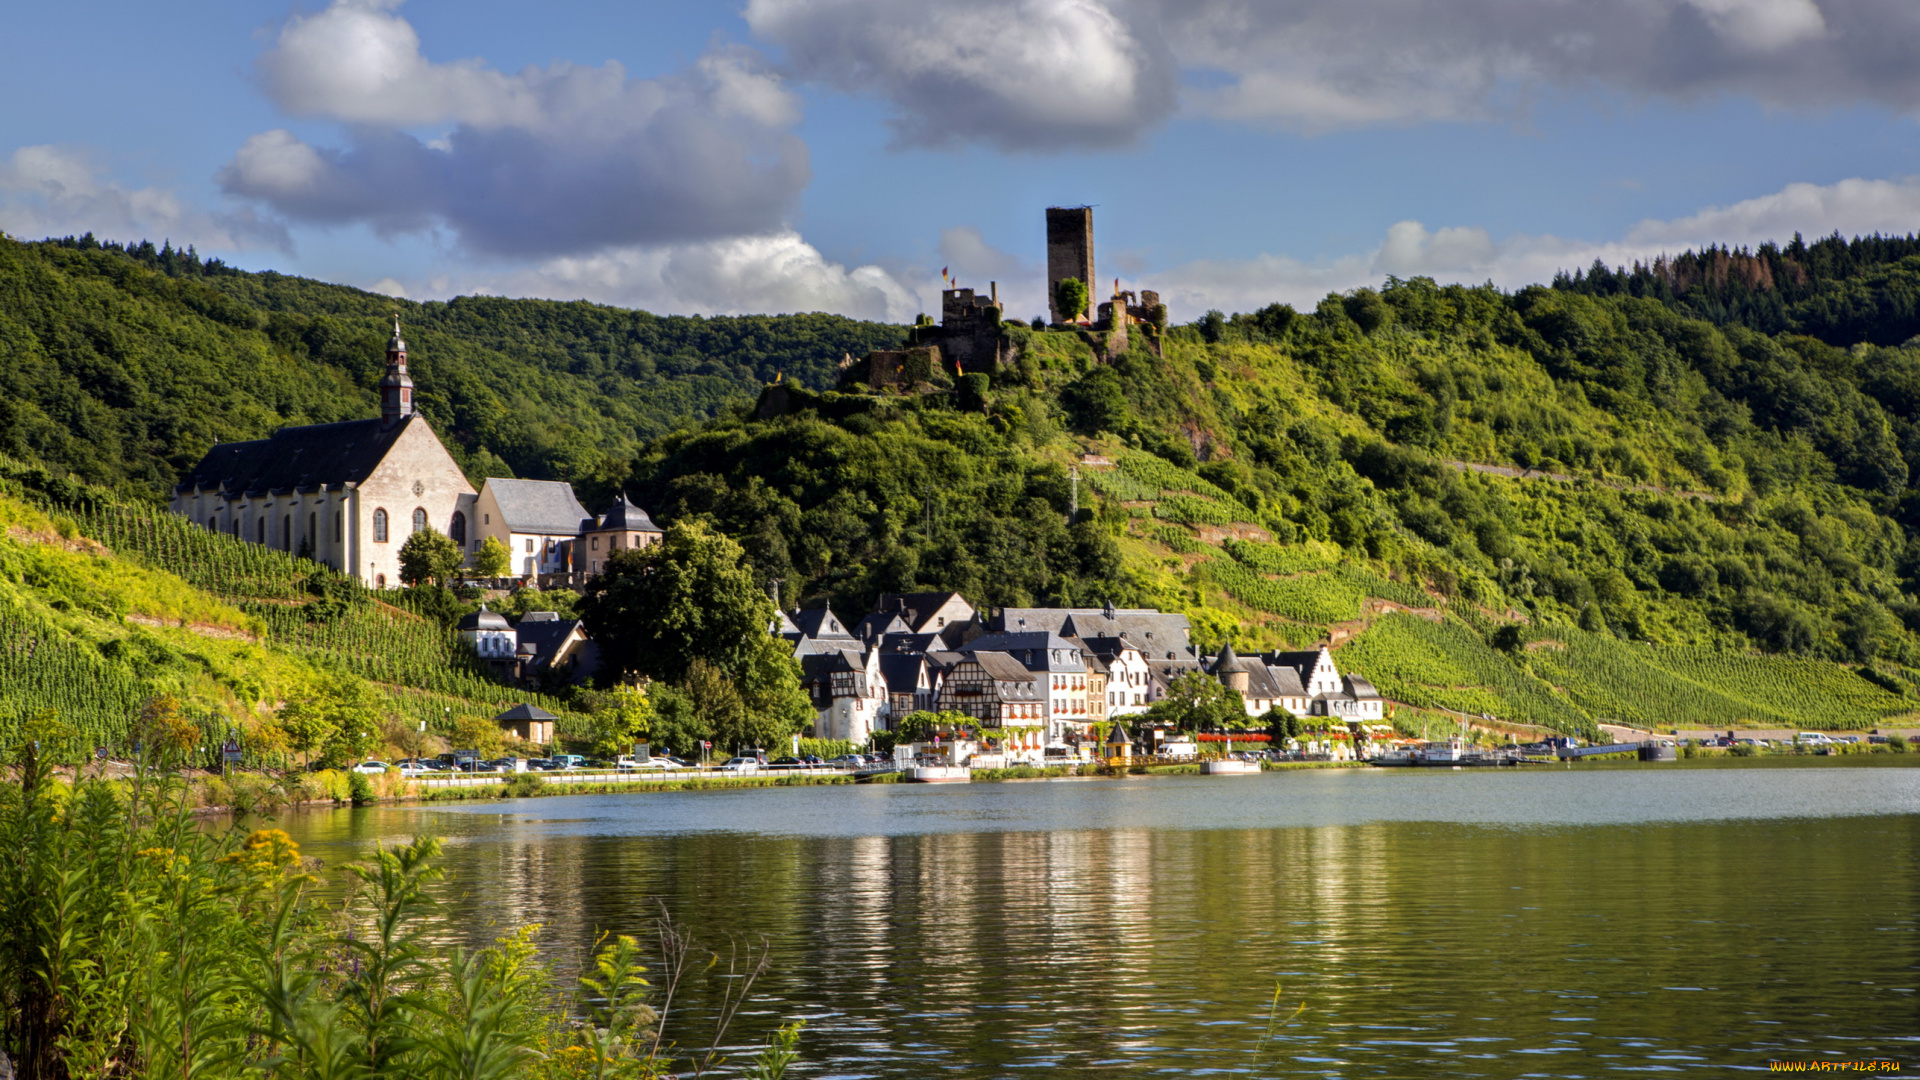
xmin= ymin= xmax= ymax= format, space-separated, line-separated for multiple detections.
xmin=347 ymin=770 xmax=375 ymax=805
xmin=313 ymin=768 xmax=351 ymax=802
xmin=1730 ymin=743 xmax=1759 ymax=757
xmin=503 ymin=772 xmax=546 ymax=798
xmin=1889 ymin=734 xmax=1909 ymax=753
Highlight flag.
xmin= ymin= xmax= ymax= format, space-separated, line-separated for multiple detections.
xmin=941 ymin=266 xmax=949 ymax=283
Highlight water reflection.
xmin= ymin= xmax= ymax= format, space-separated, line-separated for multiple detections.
xmin=278 ymin=771 xmax=1920 ymax=1076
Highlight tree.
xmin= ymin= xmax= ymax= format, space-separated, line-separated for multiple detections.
xmin=681 ymin=660 xmax=749 ymax=754
xmin=472 ymin=535 xmax=512 ymax=578
xmin=580 ymin=521 xmax=774 ymax=685
xmin=399 ymin=526 xmax=463 ymax=587
xmin=1054 ymin=278 xmax=1089 ymax=323
xmin=1145 ymin=672 xmax=1244 ymax=732
xmin=586 ymin=684 xmax=656 ymax=759
xmin=450 ymin=714 xmax=506 ymax=758
xmin=734 ymin=634 xmax=815 ymax=748
xmin=277 ymin=678 xmax=383 ymax=769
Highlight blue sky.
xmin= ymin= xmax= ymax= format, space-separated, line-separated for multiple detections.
xmin=5 ymin=0 xmax=1920 ymax=322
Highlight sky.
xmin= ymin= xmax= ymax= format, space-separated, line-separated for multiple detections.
xmin=5 ymin=0 xmax=1920 ymax=323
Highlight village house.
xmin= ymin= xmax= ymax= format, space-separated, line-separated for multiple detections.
xmin=579 ymin=494 xmax=663 ymax=576
xmin=474 ymin=478 xmax=591 ymax=580
xmin=171 ymin=319 xmax=476 ymax=587
xmin=800 ymin=646 xmax=888 ymax=743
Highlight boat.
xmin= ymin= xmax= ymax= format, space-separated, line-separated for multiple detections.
xmin=1199 ymin=758 xmax=1262 ymax=775
xmin=903 ymin=764 xmax=971 ymax=783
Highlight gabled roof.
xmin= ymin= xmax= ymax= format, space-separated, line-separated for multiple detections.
xmin=968 ymin=651 xmax=1041 ymax=684
xmin=514 ymin=618 xmax=585 ymax=664
xmin=1265 ymin=664 xmax=1307 ymax=696
xmin=484 ymin=478 xmax=591 ymax=535
xmin=963 ymin=631 xmax=1085 ymax=671
xmin=854 ymin=612 xmax=912 ymax=643
xmin=1268 ymin=647 xmax=1331 ymax=675
xmin=792 ymin=606 xmax=855 ymax=639
xmin=772 ymin=610 xmax=801 ymax=636
xmin=799 ymin=648 xmax=865 ymax=678
xmin=1346 ymin=674 xmax=1381 ymax=699
xmin=494 ymin=703 xmax=558 ymax=721
xmin=874 ymin=591 xmax=975 ymax=631
xmin=177 ymin=416 xmax=418 ymax=496
xmin=1243 ymin=664 xmax=1287 ymax=699
xmin=879 ymin=631 xmax=944 ymax=655
xmin=877 ymin=652 xmax=929 ymax=694
xmin=595 ymin=493 xmax=661 ymax=533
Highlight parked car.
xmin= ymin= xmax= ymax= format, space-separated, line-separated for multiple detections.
xmin=767 ymin=756 xmax=805 ymax=769
xmin=396 ymin=760 xmax=435 ymax=777
xmin=1869 ymin=735 xmax=1890 ymax=745
xmin=716 ymin=756 xmax=760 ymax=773
xmin=482 ymin=758 xmax=523 ymax=773
xmin=801 ymin=754 xmax=825 ymax=765
xmin=551 ymin=754 xmax=586 ymax=769
xmin=616 ymin=755 xmax=683 ymax=770
xmin=828 ymin=754 xmax=865 ymax=768
xmin=1797 ymin=732 xmax=1834 ymax=745
xmin=351 ymin=760 xmax=391 ymax=774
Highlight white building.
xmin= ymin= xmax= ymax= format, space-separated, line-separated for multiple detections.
xmin=171 ymin=320 xmax=477 ymax=588
xmin=474 ymin=478 xmax=592 ymax=579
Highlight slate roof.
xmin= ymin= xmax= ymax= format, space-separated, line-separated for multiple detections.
xmin=514 ymin=618 xmax=583 ymax=665
xmin=791 ymin=606 xmax=855 ymax=639
xmin=877 ymin=652 xmax=929 ymax=695
xmin=966 ymin=652 xmax=1043 ymax=692
xmin=457 ymin=606 xmax=511 ymax=632
xmin=595 ymin=494 xmax=661 ymax=533
xmin=1208 ymin=642 xmax=1253 ymax=675
xmin=873 ymin=591 xmax=973 ymax=630
xmin=1268 ymin=648 xmax=1327 ymax=676
xmin=854 ymin=612 xmax=911 ymax=643
xmin=485 ymin=479 xmax=592 ymax=536
xmin=1106 ymin=719 xmax=1133 ymax=745
xmin=962 ymin=631 xmax=1085 ymax=672
xmin=1346 ymin=674 xmax=1381 ymax=699
xmin=176 ymin=416 xmax=418 ymax=496
xmin=494 ymin=703 xmax=558 ymax=721
xmin=1264 ymin=664 xmax=1307 ymax=696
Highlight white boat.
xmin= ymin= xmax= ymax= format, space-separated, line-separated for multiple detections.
xmin=904 ymin=764 xmax=971 ymax=783
xmin=1200 ymin=758 xmax=1261 ymax=775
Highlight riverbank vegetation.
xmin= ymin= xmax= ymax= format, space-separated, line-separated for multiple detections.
xmin=0 ymin=744 xmax=809 ymax=1080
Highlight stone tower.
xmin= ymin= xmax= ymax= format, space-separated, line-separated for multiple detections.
xmin=1046 ymin=206 xmax=1095 ymax=324
xmin=380 ymin=315 xmax=414 ymax=425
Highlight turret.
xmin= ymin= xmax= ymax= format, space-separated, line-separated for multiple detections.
xmin=380 ymin=314 xmax=414 ymax=424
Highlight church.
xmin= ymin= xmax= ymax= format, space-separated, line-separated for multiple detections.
xmin=170 ymin=319 xmax=478 ymax=588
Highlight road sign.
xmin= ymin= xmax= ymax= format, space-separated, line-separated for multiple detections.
xmin=222 ymin=739 xmax=243 ymax=765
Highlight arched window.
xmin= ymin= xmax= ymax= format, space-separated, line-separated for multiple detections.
xmin=208 ymin=516 xmax=218 ymax=531
xmin=449 ymin=511 xmax=466 ymax=545
xmin=412 ymin=507 xmax=428 ymax=534
xmin=373 ymin=508 xmax=389 ymax=543
xmin=257 ymin=517 xmax=266 ymax=544
xmin=283 ymin=515 xmax=292 ymax=551
xmin=375 ymin=573 xmax=387 ymax=589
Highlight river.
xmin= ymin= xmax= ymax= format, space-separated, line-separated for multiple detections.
xmin=279 ymin=764 xmax=1920 ymax=1077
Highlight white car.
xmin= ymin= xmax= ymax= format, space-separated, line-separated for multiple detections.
xmin=396 ymin=761 xmax=434 ymax=777
xmin=715 ymin=756 xmax=760 ymax=773
xmin=616 ymin=755 xmax=684 ymax=770
xmin=351 ymin=760 xmax=391 ymax=774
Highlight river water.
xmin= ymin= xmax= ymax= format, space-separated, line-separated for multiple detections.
xmin=279 ymin=764 xmax=1920 ymax=1077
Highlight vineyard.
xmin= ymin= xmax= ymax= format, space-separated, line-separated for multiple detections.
xmin=1201 ymin=558 xmax=1435 ymax=624
xmin=0 ymin=472 xmax=584 ymax=746
xmin=1337 ymin=614 xmax=1594 ymax=734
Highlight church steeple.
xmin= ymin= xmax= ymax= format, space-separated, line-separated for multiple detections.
xmin=380 ymin=313 xmax=414 ymax=425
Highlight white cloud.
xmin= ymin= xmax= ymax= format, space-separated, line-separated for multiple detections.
xmin=222 ymin=0 xmax=808 ymax=257
xmin=1147 ymin=174 xmax=1920 ymax=318
xmin=0 ymin=144 xmax=287 ymax=251
xmin=425 ymin=231 xmax=926 ymax=322
xmin=744 ymin=0 xmax=1176 ymax=149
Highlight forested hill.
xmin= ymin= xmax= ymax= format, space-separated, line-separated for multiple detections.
xmin=0 ymin=234 xmax=903 ymax=501
xmin=1554 ymin=230 xmax=1920 ymax=347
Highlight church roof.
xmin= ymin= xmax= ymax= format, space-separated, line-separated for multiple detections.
xmin=176 ymin=416 xmax=417 ymax=496
xmin=595 ymin=494 xmax=661 ymax=533
xmin=484 ymin=479 xmax=592 ymax=536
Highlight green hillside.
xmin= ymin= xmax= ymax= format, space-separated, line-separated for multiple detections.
xmin=11 ymin=231 xmax=1920 ymax=737
xmin=0 ymin=455 xmax=582 ymax=756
